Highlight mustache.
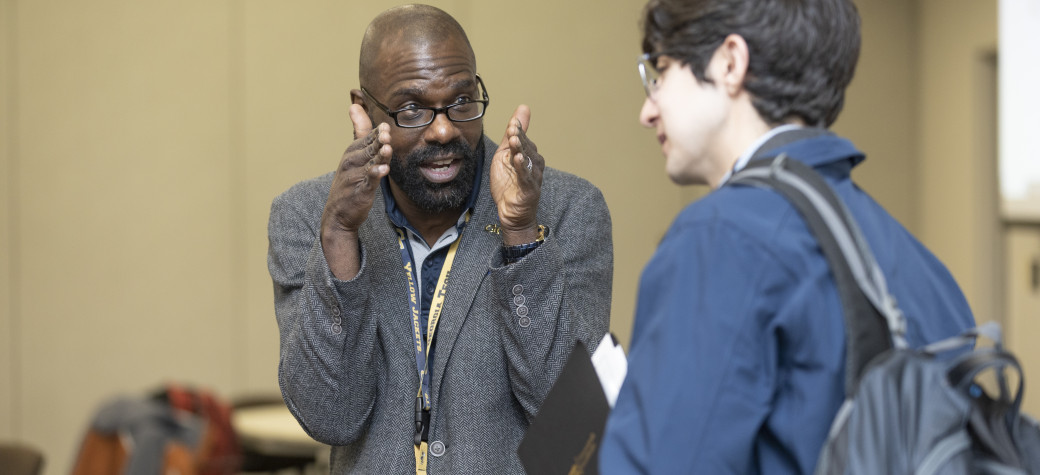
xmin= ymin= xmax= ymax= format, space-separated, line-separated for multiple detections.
xmin=402 ymin=140 xmax=474 ymax=166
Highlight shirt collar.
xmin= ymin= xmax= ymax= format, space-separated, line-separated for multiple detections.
xmin=718 ymin=124 xmax=806 ymax=186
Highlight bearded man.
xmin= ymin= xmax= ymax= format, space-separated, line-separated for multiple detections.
xmin=267 ymin=4 xmax=613 ymax=473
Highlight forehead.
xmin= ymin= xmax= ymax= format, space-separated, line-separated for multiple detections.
xmin=371 ymin=35 xmax=476 ymax=101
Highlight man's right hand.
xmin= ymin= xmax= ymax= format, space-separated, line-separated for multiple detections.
xmin=320 ymin=104 xmax=392 ymax=280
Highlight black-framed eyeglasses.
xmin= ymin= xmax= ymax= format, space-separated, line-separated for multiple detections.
xmin=360 ymin=75 xmax=490 ymax=128
xmin=638 ymin=53 xmax=662 ymax=100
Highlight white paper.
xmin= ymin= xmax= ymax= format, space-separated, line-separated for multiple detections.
xmin=591 ymin=333 xmax=628 ymax=408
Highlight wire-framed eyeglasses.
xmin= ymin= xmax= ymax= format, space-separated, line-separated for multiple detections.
xmin=360 ymin=75 xmax=490 ymax=128
xmin=638 ymin=53 xmax=662 ymax=100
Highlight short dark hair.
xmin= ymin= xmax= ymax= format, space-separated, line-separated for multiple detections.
xmin=641 ymin=0 xmax=860 ymax=127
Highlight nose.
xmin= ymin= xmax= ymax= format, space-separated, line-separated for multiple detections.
xmin=639 ymin=96 xmax=659 ymax=128
xmin=423 ymin=110 xmax=463 ymax=144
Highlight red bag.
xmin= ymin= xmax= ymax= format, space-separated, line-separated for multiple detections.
xmin=162 ymin=384 xmax=242 ymax=475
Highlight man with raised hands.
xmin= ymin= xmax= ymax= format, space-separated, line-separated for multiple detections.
xmin=267 ymin=4 xmax=612 ymax=473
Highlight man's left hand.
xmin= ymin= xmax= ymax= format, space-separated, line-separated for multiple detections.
xmin=491 ymin=105 xmax=544 ymax=246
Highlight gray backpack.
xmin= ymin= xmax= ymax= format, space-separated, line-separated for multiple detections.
xmin=731 ymin=155 xmax=1040 ymax=475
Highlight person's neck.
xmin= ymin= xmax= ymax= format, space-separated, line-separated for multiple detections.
xmin=389 ymin=180 xmax=464 ymax=246
xmin=707 ymin=97 xmax=794 ymax=188
xmin=706 ymin=121 xmax=771 ymax=188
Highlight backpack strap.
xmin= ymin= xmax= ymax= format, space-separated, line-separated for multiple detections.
xmin=933 ymin=322 xmax=1024 ymax=413
xmin=922 ymin=320 xmax=1024 ymax=461
xmin=949 ymin=336 xmax=1026 ymax=467
xmin=729 ymin=154 xmax=908 ymax=395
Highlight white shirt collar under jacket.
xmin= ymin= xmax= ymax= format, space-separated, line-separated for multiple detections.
xmin=719 ymin=123 xmax=805 ymax=186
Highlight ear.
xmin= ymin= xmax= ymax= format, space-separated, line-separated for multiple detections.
xmin=350 ymin=89 xmax=367 ymax=111
xmin=712 ymin=34 xmax=751 ymax=97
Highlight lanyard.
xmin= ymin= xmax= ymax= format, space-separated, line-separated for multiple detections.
xmin=396 ymin=227 xmax=462 ymax=410
xmin=395 ymin=215 xmax=468 ymax=474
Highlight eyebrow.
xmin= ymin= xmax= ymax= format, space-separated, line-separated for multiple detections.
xmin=386 ymin=78 xmax=477 ymax=104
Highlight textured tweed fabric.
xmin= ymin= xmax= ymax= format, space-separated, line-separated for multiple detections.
xmin=268 ymin=135 xmax=613 ymax=474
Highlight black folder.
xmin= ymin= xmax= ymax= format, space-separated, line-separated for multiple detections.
xmin=517 ymin=341 xmax=610 ymax=475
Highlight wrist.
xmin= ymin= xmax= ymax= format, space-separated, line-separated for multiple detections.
xmin=500 ymin=223 xmax=539 ymax=247
xmin=320 ymin=221 xmax=362 ymax=277
xmin=501 ymin=225 xmax=548 ymax=264
xmin=321 ymin=223 xmax=359 ymax=247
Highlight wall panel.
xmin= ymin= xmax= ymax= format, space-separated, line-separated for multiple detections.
xmin=917 ymin=0 xmax=998 ymax=312
xmin=240 ymin=0 xmax=389 ymax=396
xmin=835 ymin=0 xmax=919 ymax=232
xmin=14 ymin=2 xmax=236 ymax=471
xmin=0 ymin=0 xmax=16 ymax=441
xmin=1006 ymin=225 xmax=1040 ymax=415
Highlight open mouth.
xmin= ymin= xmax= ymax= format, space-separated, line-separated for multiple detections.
xmin=420 ymin=157 xmax=462 ymax=183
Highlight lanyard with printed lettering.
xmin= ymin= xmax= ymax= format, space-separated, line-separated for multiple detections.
xmin=395 ymin=214 xmax=468 ymax=475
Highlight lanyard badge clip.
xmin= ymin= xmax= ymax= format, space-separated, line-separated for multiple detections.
xmin=414 ymin=395 xmax=425 ymax=447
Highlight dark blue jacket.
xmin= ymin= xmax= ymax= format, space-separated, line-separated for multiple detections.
xmin=600 ymin=132 xmax=974 ymax=474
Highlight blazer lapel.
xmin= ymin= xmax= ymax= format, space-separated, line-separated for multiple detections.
xmin=361 ymin=184 xmax=417 ymax=368
xmin=429 ymin=137 xmax=500 ymax=403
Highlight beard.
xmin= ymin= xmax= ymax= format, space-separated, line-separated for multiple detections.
xmin=388 ymin=137 xmax=482 ymax=213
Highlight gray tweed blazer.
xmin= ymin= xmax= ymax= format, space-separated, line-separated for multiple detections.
xmin=268 ymin=135 xmax=613 ymax=474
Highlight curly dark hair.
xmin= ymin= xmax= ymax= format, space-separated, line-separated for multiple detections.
xmin=641 ymin=0 xmax=860 ymax=127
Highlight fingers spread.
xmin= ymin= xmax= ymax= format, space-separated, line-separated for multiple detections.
xmin=375 ymin=124 xmax=392 ymax=164
xmin=346 ymin=121 xmax=389 ymax=155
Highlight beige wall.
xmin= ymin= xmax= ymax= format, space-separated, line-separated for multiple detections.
xmin=835 ymin=0 xmax=919 ymax=229
xmin=1006 ymin=225 xmax=1040 ymax=415
xmin=2 ymin=0 xmax=15 ymax=442
xmin=0 ymin=0 xmax=1022 ymax=473
xmin=6 ymin=2 xmax=241 ymax=471
xmin=917 ymin=0 xmax=1000 ymax=320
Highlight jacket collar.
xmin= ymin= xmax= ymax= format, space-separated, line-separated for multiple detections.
xmin=748 ymin=127 xmax=866 ymax=179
